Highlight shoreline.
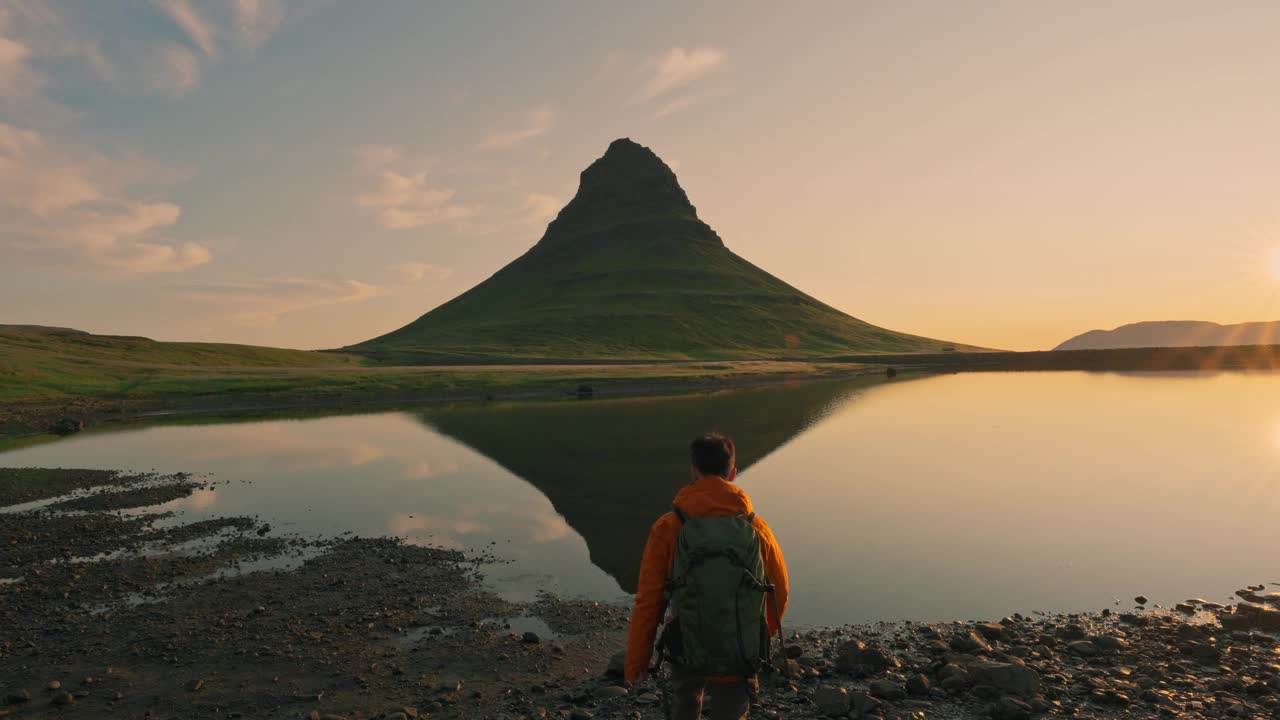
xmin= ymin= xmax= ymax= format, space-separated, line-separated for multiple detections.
xmin=0 ymin=363 xmax=879 ymax=444
xmin=3 ymin=468 xmax=1279 ymax=719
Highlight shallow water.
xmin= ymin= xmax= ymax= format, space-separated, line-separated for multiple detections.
xmin=4 ymin=371 xmax=1279 ymax=626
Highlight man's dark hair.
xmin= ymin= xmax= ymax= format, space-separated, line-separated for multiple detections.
xmin=690 ymin=432 xmax=735 ymax=477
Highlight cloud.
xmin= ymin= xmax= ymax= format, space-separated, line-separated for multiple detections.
xmin=232 ymin=0 xmax=286 ymax=49
xmin=520 ymin=192 xmax=561 ymax=222
xmin=352 ymin=143 xmax=476 ymax=230
xmin=352 ymin=143 xmax=402 ymax=173
xmin=476 ymin=105 xmax=555 ymax=150
xmin=390 ymin=262 xmax=452 ymax=283
xmin=635 ymin=47 xmax=725 ymax=103
xmin=154 ymin=0 xmax=216 ymax=59
xmin=146 ymin=42 xmax=202 ymax=95
xmin=356 ymin=170 xmax=476 ymax=230
xmin=174 ymin=275 xmax=389 ymax=325
xmin=0 ymin=121 xmax=211 ymax=272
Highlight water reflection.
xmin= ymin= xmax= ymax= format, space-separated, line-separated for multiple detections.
xmin=5 ymin=372 xmax=1280 ymax=625
xmin=416 ymin=377 xmax=869 ymax=591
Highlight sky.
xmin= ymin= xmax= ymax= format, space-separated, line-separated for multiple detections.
xmin=2 ymin=1 xmax=1280 ymax=352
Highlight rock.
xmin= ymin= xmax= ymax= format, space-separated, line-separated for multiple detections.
xmin=975 ymin=622 xmax=1007 ymax=641
xmin=51 ymin=691 xmax=74 ymax=706
xmin=813 ymin=685 xmax=850 ymax=716
xmin=522 ymin=631 xmax=540 ymax=644
xmin=1134 ymin=595 xmax=1149 ymax=605
xmin=568 ymin=710 xmax=593 ymax=720
xmin=950 ymin=630 xmax=992 ymax=653
xmin=1058 ymin=623 xmax=1087 ymax=640
xmin=1175 ymin=602 xmax=1196 ymax=614
xmin=47 ymin=680 xmax=61 ymax=691
xmin=1221 ymin=603 xmax=1280 ymax=631
xmin=384 ymin=713 xmax=408 ymax=720
xmin=906 ymin=673 xmax=930 ymax=696
xmin=849 ymin=690 xmax=881 ymax=717
xmin=595 ymin=685 xmax=628 ymax=699
xmin=6 ymin=689 xmax=31 ymax=704
xmin=991 ymin=695 xmax=1033 ymax=720
xmin=1183 ymin=640 xmax=1222 ymax=664
xmin=869 ymin=679 xmax=906 ymax=701
xmin=835 ymin=640 xmax=901 ymax=675
xmin=785 ymin=644 xmax=804 ymax=659
xmin=188 ymin=678 xmax=205 ymax=691
xmin=940 ymin=675 xmax=967 ymax=692
xmin=635 ymin=691 xmax=659 ymax=705
xmin=967 ymin=661 xmax=1041 ymax=698
xmin=1094 ymin=635 xmax=1128 ymax=652
xmin=1067 ymin=640 xmax=1099 ymax=656
xmin=51 ymin=417 xmax=83 ymax=435
xmin=605 ymin=651 xmax=625 ymax=678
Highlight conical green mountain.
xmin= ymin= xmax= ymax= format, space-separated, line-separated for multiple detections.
xmin=352 ymin=138 xmax=967 ymax=361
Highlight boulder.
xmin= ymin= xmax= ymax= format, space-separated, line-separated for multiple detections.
xmin=51 ymin=418 xmax=83 ymax=435
xmin=869 ymin=679 xmax=906 ymax=700
xmin=605 ymin=651 xmax=625 ymax=678
xmin=849 ymin=690 xmax=881 ymax=717
xmin=975 ymin=622 xmax=1007 ymax=641
xmin=1066 ymin=640 xmax=1098 ymax=656
xmin=991 ymin=695 xmax=1033 ymax=720
xmin=966 ymin=661 xmax=1041 ymax=698
xmin=835 ymin=640 xmax=901 ymax=676
xmin=906 ymin=673 xmax=930 ymax=696
xmin=813 ymin=685 xmax=850 ymax=717
xmin=950 ymin=631 xmax=992 ymax=653
xmin=1220 ymin=603 xmax=1280 ymax=632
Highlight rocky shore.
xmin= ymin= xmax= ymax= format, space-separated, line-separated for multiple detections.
xmin=3 ymin=468 xmax=1280 ymax=720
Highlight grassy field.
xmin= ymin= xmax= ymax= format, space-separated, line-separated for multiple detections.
xmin=0 ymin=326 xmax=870 ymax=438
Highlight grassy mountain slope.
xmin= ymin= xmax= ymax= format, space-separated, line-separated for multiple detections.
xmin=350 ymin=139 xmax=974 ymax=362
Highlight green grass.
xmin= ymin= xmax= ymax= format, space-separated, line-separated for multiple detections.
xmin=348 ymin=139 xmax=980 ymax=362
xmin=0 ymin=326 xmax=868 ymax=431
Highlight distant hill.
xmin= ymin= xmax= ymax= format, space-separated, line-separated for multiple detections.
xmin=0 ymin=324 xmax=91 ymax=336
xmin=348 ymin=138 xmax=975 ymax=362
xmin=1055 ymin=320 xmax=1280 ymax=351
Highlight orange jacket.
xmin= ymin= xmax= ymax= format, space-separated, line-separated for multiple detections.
xmin=624 ymin=476 xmax=789 ymax=683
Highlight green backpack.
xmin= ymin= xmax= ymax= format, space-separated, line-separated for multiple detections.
xmin=662 ymin=506 xmax=775 ymax=677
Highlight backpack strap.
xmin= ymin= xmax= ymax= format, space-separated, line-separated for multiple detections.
xmin=672 ymin=505 xmax=687 ymax=524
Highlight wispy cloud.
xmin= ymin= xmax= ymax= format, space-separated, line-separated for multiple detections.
xmin=356 ymin=170 xmax=475 ymax=230
xmin=174 ymin=275 xmax=388 ymax=326
xmin=476 ymin=105 xmax=555 ymax=150
xmin=634 ymin=47 xmax=725 ymax=103
xmin=0 ymin=121 xmax=210 ymax=272
xmin=390 ymin=262 xmax=452 ymax=283
xmin=232 ymin=0 xmax=286 ymax=49
xmin=520 ymin=192 xmax=561 ymax=223
xmin=147 ymin=42 xmax=202 ymax=95
xmin=352 ymin=144 xmax=476 ymax=230
xmin=154 ymin=0 xmax=216 ymax=59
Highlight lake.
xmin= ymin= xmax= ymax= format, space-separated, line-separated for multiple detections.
xmin=3 ymin=371 xmax=1278 ymax=627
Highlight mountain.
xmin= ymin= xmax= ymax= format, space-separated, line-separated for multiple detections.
xmin=349 ymin=138 xmax=972 ymax=362
xmin=1055 ymin=320 xmax=1280 ymax=351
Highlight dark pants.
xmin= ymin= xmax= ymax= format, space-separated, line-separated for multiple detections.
xmin=670 ymin=665 xmax=757 ymax=720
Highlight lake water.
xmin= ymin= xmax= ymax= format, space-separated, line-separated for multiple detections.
xmin=4 ymin=371 xmax=1279 ymax=627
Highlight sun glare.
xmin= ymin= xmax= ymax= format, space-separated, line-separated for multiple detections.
xmin=1270 ymin=248 xmax=1280 ymax=279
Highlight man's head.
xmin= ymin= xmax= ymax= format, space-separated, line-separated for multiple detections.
xmin=690 ymin=432 xmax=736 ymax=481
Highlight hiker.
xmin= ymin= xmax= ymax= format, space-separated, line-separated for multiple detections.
xmin=625 ymin=432 xmax=790 ymax=720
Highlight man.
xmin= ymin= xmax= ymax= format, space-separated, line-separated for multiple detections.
xmin=625 ymin=432 xmax=789 ymax=720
